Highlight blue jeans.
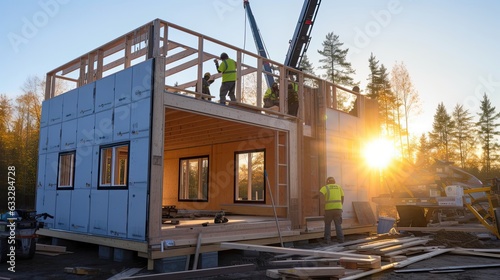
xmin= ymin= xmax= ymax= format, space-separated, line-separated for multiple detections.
xmin=324 ymin=209 xmax=344 ymax=243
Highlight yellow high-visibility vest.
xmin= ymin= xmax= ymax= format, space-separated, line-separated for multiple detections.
xmin=218 ymin=58 xmax=236 ymax=82
xmin=320 ymin=184 xmax=344 ymax=210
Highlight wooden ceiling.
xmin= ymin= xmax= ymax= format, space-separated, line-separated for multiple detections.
xmin=164 ymin=109 xmax=276 ymax=151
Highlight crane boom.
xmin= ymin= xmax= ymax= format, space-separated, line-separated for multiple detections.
xmin=243 ymin=0 xmax=275 ymax=88
xmin=284 ymin=0 xmax=321 ymax=69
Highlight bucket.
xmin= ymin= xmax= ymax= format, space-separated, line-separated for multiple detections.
xmin=377 ymin=217 xmax=396 ymax=234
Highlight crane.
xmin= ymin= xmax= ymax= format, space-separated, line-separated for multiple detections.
xmin=284 ymin=0 xmax=321 ymax=69
xmin=243 ymin=0 xmax=321 ymax=74
xmin=243 ymin=0 xmax=275 ymax=88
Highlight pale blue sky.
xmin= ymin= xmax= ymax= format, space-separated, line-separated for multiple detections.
xmin=1 ymin=0 xmax=499 ymax=136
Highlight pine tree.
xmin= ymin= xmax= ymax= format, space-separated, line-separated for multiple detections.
xmin=451 ymin=104 xmax=476 ymax=169
xmin=299 ymin=54 xmax=315 ymax=76
xmin=476 ymin=93 xmax=500 ymax=173
xmin=366 ymin=53 xmax=381 ymax=99
xmin=429 ymin=103 xmax=454 ymax=161
xmin=317 ymin=32 xmax=357 ymax=87
xmin=415 ymin=133 xmax=431 ymax=167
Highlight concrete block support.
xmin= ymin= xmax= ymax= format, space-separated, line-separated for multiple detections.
xmin=198 ymin=251 xmax=218 ymax=269
xmin=154 ymin=255 xmax=188 ymax=273
xmin=98 ymin=245 xmax=114 ymax=260
xmin=113 ymin=248 xmax=135 ymax=262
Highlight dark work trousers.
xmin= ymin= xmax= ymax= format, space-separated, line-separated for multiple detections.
xmin=219 ymin=81 xmax=236 ymax=103
xmin=324 ymin=209 xmax=344 ymax=243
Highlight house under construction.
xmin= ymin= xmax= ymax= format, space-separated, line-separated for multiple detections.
xmin=36 ymin=19 xmax=380 ymax=271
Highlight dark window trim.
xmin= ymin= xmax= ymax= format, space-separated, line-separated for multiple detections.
xmin=178 ymin=155 xmax=209 ymax=202
xmin=233 ymin=149 xmax=266 ymax=204
xmin=97 ymin=141 xmax=130 ymax=190
xmin=57 ymin=151 xmax=76 ymax=190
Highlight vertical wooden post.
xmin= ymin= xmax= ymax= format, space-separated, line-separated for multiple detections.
xmin=87 ymin=52 xmax=95 ymax=83
xmin=236 ymin=50 xmax=242 ymax=101
xmin=162 ymin=22 xmax=168 ymax=57
xmin=256 ymin=57 xmax=263 ymax=107
xmin=125 ymin=36 xmax=131 ymax=68
xmin=45 ymin=73 xmax=52 ymax=100
xmin=279 ymin=67 xmax=286 ymax=114
xmin=148 ymin=56 xmax=166 ymax=246
xmin=96 ymin=49 xmax=104 ymax=80
xmin=79 ymin=56 xmax=86 ymax=87
xmin=196 ymin=36 xmax=204 ymax=99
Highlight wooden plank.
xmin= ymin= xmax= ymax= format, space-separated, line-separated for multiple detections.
xmin=36 ymin=243 xmax=67 ymax=253
xmin=220 ymin=242 xmax=380 ymax=260
xmin=395 ymin=263 xmax=500 ymax=273
xmin=340 ymin=256 xmax=381 ymax=269
xmin=162 ymin=230 xmax=300 ymax=247
xmin=374 ymin=239 xmax=430 ymax=255
xmin=120 ymin=264 xmax=256 ymax=280
xmin=394 ymin=248 xmax=454 ymax=268
xmin=352 ymin=201 xmax=376 ymax=225
xmin=37 ymin=228 xmax=148 ymax=253
xmin=107 ymin=268 xmax=143 ymax=280
xmin=451 ymin=249 xmax=500 ymax=258
xmin=341 ymin=263 xmax=398 ymax=280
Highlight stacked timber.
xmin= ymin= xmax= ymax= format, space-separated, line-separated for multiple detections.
xmin=222 ymin=230 xmax=500 ymax=279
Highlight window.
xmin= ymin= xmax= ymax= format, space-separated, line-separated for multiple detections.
xmin=178 ymin=156 xmax=209 ymax=201
xmin=99 ymin=143 xmax=129 ymax=188
xmin=235 ymin=150 xmax=265 ymax=202
xmin=58 ymin=151 xmax=75 ymax=189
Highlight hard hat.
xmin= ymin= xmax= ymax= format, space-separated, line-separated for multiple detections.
xmin=326 ymin=177 xmax=336 ymax=184
xmin=220 ymin=52 xmax=228 ymax=60
xmin=204 ymin=72 xmax=211 ymax=78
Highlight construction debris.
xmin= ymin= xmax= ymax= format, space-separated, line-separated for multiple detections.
xmin=221 ymin=230 xmax=500 ymax=279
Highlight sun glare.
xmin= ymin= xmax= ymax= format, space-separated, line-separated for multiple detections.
xmin=363 ymin=138 xmax=395 ymax=169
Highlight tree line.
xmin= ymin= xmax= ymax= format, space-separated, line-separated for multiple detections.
xmin=303 ymin=31 xmax=499 ymax=181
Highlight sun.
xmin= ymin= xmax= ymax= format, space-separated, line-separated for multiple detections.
xmin=363 ymin=138 xmax=395 ymax=169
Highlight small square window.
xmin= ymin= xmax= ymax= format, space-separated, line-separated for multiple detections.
xmin=99 ymin=143 xmax=129 ymax=189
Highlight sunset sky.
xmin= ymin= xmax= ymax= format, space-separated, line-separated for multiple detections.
xmin=2 ymin=0 xmax=499 ymax=136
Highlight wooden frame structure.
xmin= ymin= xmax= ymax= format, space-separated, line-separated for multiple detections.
xmin=38 ymin=19 xmax=380 ymax=269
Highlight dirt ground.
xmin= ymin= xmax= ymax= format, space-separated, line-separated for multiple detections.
xmin=1 ymin=232 xmax=500 ymax=280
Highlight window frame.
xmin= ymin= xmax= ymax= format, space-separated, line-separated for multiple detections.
xmin=234 ymin=149 xmax=266 ymax=204
xmin=57 ymin=151 xmax=76 ymax=190
xmin=178 ymin=155 xmax=209 ymax=202
xmin=98 ymin=142 xmax=130 ymax=190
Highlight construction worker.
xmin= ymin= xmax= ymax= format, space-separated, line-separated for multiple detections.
xmin=214 ymin=52 xmax=237 ymax=104
xmin=195 ymin=72 xmax=214 ymax=100
xmin=263 ymin=82 xmax=279 ymax=109
xmin=319 ymin=176 xmax=344 ymax=244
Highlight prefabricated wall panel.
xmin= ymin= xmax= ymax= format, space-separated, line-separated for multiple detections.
xmin=62 ymin=89 xmax=78 ymax=121
xmin=36 ymin=59 xmax=153 ymax=241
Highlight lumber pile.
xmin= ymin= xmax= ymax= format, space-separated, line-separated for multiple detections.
xmin=222 ymin=230 xmax=500 ymax=279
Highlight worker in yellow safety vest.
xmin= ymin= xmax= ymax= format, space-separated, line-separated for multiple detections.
xmin=263 ymin=82 xmax=279 ymax=108
xmin=319 ymin=176 xmax=344 ymax=244
xmin=214 ymin=52 xmax=237 ymax=104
